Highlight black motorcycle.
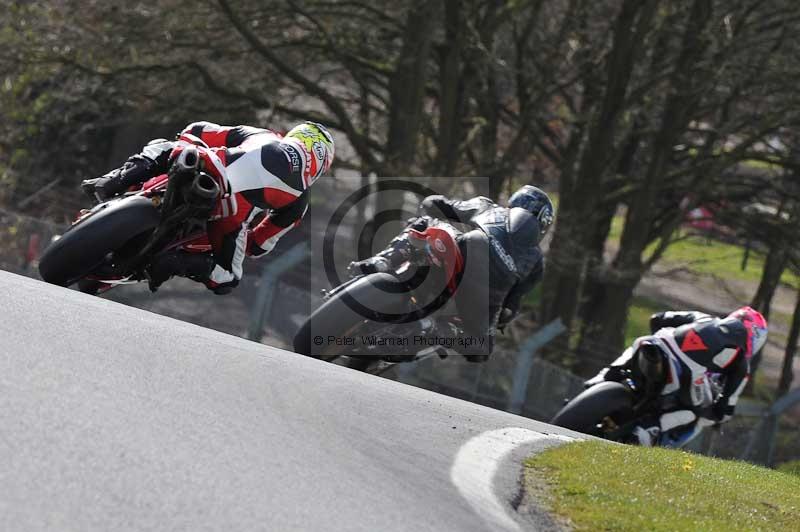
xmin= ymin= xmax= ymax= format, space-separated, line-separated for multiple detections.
xmin=293 ymin=220 xmax=469 ymax=374
xmin=551 ymin=343 xmax=722 ymax=447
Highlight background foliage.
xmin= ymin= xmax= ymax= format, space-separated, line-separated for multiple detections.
xmin=2 ymin=0 xmax=800 ymax=399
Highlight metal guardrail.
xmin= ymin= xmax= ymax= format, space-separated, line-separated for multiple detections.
xmin=394 ymin=321 xmax=578 ymax=421
xmin=507 ymin=319 xmax=567 ymax=414
xmin=741 ymin=388 xmax=800 ymax=466
xmin=247 ymin=242 xmax=310 ymax=342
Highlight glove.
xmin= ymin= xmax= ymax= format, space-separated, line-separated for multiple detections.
xmin=407 ymin=216 xmax=429 ymax=231
xmin=347 ymin=257 xmax=390 ymax=278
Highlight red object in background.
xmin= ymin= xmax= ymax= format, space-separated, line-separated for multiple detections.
xmin=26 ymin=233 xmax=40 ymax=265
xmin=686 ymin=206 xmax=714 ymax=231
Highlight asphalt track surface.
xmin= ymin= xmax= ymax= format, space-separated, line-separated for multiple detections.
xmin=0 ymin=270 xmax=582 ymax=531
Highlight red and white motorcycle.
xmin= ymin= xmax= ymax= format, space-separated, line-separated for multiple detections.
xmin=39 ymin=145 xmax=225 ymax=295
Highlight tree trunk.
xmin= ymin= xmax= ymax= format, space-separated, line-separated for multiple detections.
xmin=540 ymin=0 xmax=656 ymax=330
xmin=540 ymin=203 xmax=590 ymax=333
xmin=777 ymin=288 xmax=800 ymax=397
xmin=751 ymin=244 xmax=788 ymax=320
xmin=476 ymin=2 xmax=502 ymax=199
xmin=369 ymin=0 xmax=438 ymax=247
xmin=576 ymin=268 xmax=640 ymax=375
xmin=355 ymin=83 xmax=372 ymax=231
xmin=382 ymin=0 xmax=438 ymax=177
xmin=575 ymin=205 xmax=617 ymax=326
xmin=578 ymin=125 xmax=641 ymax=328
xmin=575 ymin=0 xmax=713 ymax=364
xmin=435 ymin=0 xmax=466 ymax=178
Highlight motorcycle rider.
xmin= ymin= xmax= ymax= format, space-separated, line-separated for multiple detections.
xmin=586 ymin=307 xmax=768 ymax=446
xmin=348 ymin=185 xmax=554 ymax=361
xmin=81 ymin=121 xmax=334 ymax=294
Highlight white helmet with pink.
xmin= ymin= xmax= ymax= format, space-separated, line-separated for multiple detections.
xmin=727 ymin=306 xmax=768 ymax=358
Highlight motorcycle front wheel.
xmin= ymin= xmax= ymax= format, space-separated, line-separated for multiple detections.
xmin=293 ymin=273 xmax=413 ymax=365
xmin=39 ymin=195 xmax=160 ymax=287
xmin=550 ymin=381 xmax=635 ymax=438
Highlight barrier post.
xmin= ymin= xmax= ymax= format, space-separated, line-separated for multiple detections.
xmin=247 ymin=242 xmax=309 ymax=342
xmin=507 ymin=319 xmax=566 ymax=414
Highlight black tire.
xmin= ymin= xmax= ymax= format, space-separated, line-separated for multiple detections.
xmin=39 ymin=196 xmax=160 ymax=287
xmin=550 ymin=382 xmax=634 ymax=436
xmin=342 ymin=357 xmax=375 ymax=371
xmin=293 ymin=273 xmax=411 ymax=360
xmin=77 ymin=279 xmax=105 ymax=295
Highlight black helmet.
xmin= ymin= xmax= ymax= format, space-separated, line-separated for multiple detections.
xmin=508 ymin=185 xmax=554 ymax=235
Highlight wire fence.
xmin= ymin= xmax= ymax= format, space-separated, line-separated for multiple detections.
xmin=389 ymin=331 xmax=792 ymax=464
xmin=0 ymin=207 xmax=64 ymax=276
xmin=2 ymin=205 xmax=798 ymax=467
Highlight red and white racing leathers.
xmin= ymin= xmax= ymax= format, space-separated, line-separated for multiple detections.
xmin=178 ymin=121 xmax=310 ymax=290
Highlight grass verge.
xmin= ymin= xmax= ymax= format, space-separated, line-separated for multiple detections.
xmin=525 ymin=440 xmax=800 ymax=531
xmin=778 ymin=460 xmax=800 ymax=477
xmin=608 ymin=214 xmax=799 ymax=289
xmin=657 ymin=235 xmax=799 ymax=289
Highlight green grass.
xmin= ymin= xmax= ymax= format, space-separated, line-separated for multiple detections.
xmin=559 ymin=187 xmax=793 ymax=288
xmin=526 ymin=441 xmax=800 ymax=531
xmin=608 ymin=213 xmax=799 ymax=289
xmin=778 ymin=460 xmax=800 ymax=477
xmin=658 ymin=235 xmax=799 ymax=288
xmin=624 ymin=296 xmax=666 ymax=346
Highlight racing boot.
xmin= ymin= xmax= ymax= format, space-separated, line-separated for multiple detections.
xmin=147 ymin=251 xmax=215 ymax=292
xmin=630 ymin=415 xmax=661 ymax=446
xmin=656 ymin=410 xmax=699 ymax=448
xmin=82 ymin=155 xmax=158 ymax=202
xmin=630 ymin=410 xmax=697 ymax=447
xmin=82 ymin=139 xmax=174 ymax=202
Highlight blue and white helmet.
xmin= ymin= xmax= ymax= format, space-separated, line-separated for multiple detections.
xmin=508 ymin=185 xmax=554 ymax=235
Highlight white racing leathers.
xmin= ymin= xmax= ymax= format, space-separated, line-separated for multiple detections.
xmin=609 ymin=322 xmax=749 ymax=447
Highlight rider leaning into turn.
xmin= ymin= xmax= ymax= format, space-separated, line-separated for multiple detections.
xmin=81 ymin=121 xmax=334 ymax=294
xmin=587 ymin=306 xmax=768 ymax=446
xmin=348 ymin=186 xmax=555 ymax=361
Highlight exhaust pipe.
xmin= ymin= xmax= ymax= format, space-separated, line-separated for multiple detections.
xmin=174 ymin=146 xmax=199 ymax=173
xmin=188 ymin=172 xmax=221 ymax=202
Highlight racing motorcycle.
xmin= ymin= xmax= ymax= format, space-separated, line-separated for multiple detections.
xmin=551 ymin=340 xmax=722 ymax=447
xmin=293 ymin=218 xmax=468 ymax=374
xmin=38 ymin=146 xmax=224 ymax=295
